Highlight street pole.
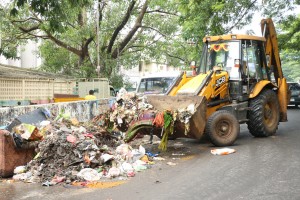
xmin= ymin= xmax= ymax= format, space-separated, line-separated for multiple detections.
xmin=0 ymin=22 xmax=2 ymax=49
xmin=96 ymin=0 xmax=100 ymax=78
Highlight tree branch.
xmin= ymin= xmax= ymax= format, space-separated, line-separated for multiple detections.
xmin=122 ymin=28 xmax=144 ymax=52
xmin=107 ymin=0 xmax=136 ymax=54
xmin=126 ymin=49 xmax=144 ymax=54
xmin=112 ymin=0 xmax=149 ymax=59
xmin=141 ymin=26 xmax=167 ymax=37
xmin=45 ymin=31 xmax=82 ymax=56
xmin=146 ymin=36 xmax=163 ymax=46
xmin=166 ymin=52 xmax=185 ymax=62
xmin=128 ymin=45 xmax=145 ymax=48
xmin=225 ymin=0 xmax=258 ymax=33
xmin=83 ymin=37 xmax=94 ymax=50
xmin=11 ymin=17 xmax=41 ymax=23
xmin=18 ymin=25 xmax=40 ymax=33
xmin=23 ymin=32 xmax=48 ymax=39
xmin=146 ymin=9 xmax=178 ymax=16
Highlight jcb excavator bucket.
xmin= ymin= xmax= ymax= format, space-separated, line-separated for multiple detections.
xmin=146 ymin=95 xmax=207 ymax=139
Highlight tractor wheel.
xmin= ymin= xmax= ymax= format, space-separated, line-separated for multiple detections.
xmin=247 ymin=89 xmax=280 ymax=137
xmin=205 ymin=110 xmax=240 ymax=147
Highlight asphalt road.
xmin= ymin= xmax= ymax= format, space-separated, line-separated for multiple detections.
xmin=1 ymin=108 xmax=300 ymax=200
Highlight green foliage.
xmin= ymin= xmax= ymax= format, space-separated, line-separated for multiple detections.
xmin=0 ymin=6 xmax=22 ymax=59
xmin=39 ymin=41 xmax=74 ymax=75
xmin=261 ymin=0 xmax=296 ymax=19
xmin=3 ymin=0 xmax=187 ymax=80
xmin=278 ymin=15 xmax=300 ymax=51
xmin=281 ymin=50 xmax=300 ymax=82
xmin=277 ymin=10 xmax=300 ymax=82
xmin=176 ymin=0 xmax=259 ymax=64
xmin=2 ymin=0 xmax=300 ymax=85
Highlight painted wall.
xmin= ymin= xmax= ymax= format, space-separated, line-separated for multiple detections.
xmin=0 ymin=99 xmax=110 ymax=127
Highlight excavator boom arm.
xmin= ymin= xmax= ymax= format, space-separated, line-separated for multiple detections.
xmin=261 ymin=18 xmax=283 ymax=80
xmin=261 ymin=18 xmax=288 ymax=122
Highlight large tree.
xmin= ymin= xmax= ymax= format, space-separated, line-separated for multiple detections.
xmin=1 ymin=0 xmax=183 ymax=78
xmin=176 ymin=0 xmax=300 ymax=64
xmin=2 ymin=0 xmax=300 ymax=80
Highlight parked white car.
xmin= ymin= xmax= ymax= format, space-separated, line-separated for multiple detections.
xmin=136 ymin=72 xmax=180 ymax=95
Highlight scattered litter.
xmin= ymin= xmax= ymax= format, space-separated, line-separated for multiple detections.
xmin=77 ymin=168 xmax=101 ymax=181
xmin=173 ymin=142 xmax=183 ymax=147
xmin=107 ymin=167 xmax=121 ymax=178
xmin=166 ymin=162 xmax=177 ymax=166
xmin=9 ymin=92 xmax=177 ymax=185
xmin=14 ymin=123 xmax=43 ymax=141
xmin=211 ymin=148 xmax=236 ymax=155
xmin=121 ymin=162 xmax=134 ymax=173
xmin=42 ymin=181 xmax=55 ymax=187
xmin=66 ymin=134 xmax=77 ymax=144
xmin=13 ymin=172 xmax=32 ymax=181
xmin=153 ymin=157 xmax=165 ymax=161
xmin=51 ymin=176 xmax=66 ymax=184
xmin=146 ymin=151 xmax=159 ymax=157
xmin=127 ymin=171 xmax=135 ymax=177
xmin=13 ymin=166 xmax=26 ymax=174
xmin=172 ymin=153 xmax=185 ymax=156
xmin=101 ymin=154 xmax=114 ymax=163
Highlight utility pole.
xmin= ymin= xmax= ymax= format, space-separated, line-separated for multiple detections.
xmin=0 ymin=22 xmax=2 ymax=49
xmin=96 ymin=0 xmax=100 ymax=78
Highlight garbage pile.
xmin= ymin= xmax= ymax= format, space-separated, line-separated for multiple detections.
xmin=11 ymin=88 xmax=197 ymax=185
xmin=12 ymin=119 xmax=155 ymax=185
xmin=11 ymin=90 xmax=158 ymax=185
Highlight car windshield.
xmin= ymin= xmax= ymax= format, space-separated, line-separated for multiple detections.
xmin=137 ymin=77 xmax=176 ymax=94
xmin=289 ymin=83 xmax=300 ymax=90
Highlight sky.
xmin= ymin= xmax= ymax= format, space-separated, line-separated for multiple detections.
xmin=235 ymin=4 xmax=300 ymax=36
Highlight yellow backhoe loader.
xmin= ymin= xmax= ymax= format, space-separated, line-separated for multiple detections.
xmin=126 ymin=18 xmax=289 ymax=147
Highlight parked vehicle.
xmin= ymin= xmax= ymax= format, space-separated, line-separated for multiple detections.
xmin=54 ymin=78 xmax=116 ymax=102
xmin=135 ymin=72 xmax=180 ymax=95
xmin=288 ymin=82 xmax=300 ymax=107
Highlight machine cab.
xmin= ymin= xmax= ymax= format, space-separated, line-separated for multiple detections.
xmin=198 ymin=35 xmax=270 ymax=101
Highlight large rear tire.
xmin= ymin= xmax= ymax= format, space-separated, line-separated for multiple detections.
xmin=247 ymin=89 xmax=280 ymax=137
xmin=205 ymin=110 xmax=239 ymax=147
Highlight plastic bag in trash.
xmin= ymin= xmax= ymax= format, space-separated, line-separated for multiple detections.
xmin=211 ymin=148 xmax=236 ymax=155
xmin=132 ymin=160 xmax=147 ymax=171
xmin=108 ymin=167 xmax=121 ymax=177
xmin=101 ymin=153 xmax=114 ymax=163
xmin=121 ymin=162 xmax=134 ymax=174
xmin=14 ymin=123 xmax=43 ymax=141
xmin=13 ymin=171 xmax=32 ymax=181
xmin=77 ymin=168 xmax=101 ymax=181
xmin=14 ymin=166 xmax=27 ymax=174
xmin=116 ymin=144 xmax=132 ymax=157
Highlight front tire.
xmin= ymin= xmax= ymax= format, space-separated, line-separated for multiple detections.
xmin=205 ymin=110 xmax=239 ymax=147
xmin=247 ymin=89 xmax=280 ymax=137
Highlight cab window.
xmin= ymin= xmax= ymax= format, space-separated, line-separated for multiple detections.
xmin=242 ymin=40 xmax=264 ymax=80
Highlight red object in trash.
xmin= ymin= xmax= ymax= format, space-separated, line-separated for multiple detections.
xmin=0 ymin=130 xmax=35 ymax=177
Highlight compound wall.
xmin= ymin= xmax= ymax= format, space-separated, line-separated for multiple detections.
xmin=0 ymin=99 xmax=111 ymax=127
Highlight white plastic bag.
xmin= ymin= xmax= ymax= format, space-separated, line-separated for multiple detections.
xmin=211 ymin=148 xmax=236 ymax=155
xmin=77 ymin=168 xmax=101 ymax=181
xmin=14 ymin=166 xmax=26 ymax=174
